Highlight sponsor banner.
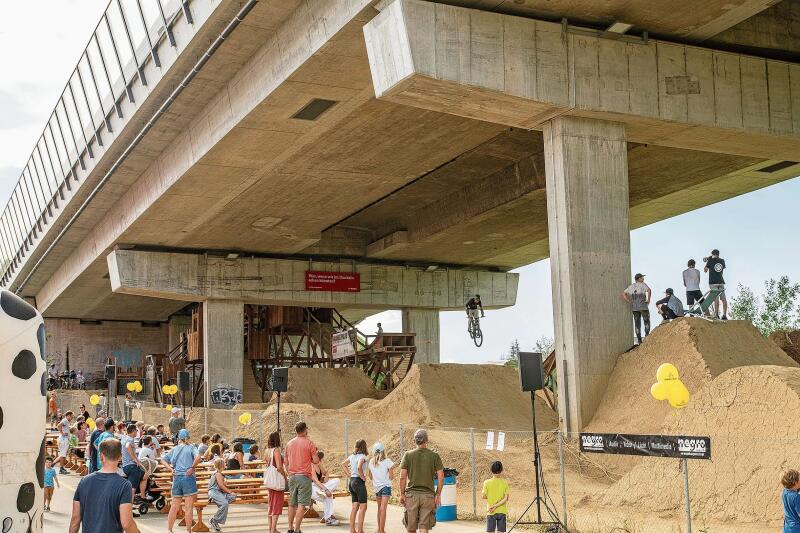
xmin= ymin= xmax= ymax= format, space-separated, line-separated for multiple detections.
xmin=579 ymin=432 xmax=711 ymax=460
xmin=331 ymin=330 xmax=356 ymax=359
xmin=305 ymin=271 xmax=361 ymax=292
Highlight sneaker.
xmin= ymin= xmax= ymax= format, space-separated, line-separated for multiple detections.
xmin=133 ymin=511 xmax=141 ymax=518
xmin=209 ymin=518 xmax=221 ymax=532
xmin=325 ymin=518 xmax=340 ymax=526
xmin=59 ymin=468 xmax=68 ymax=475
xmin=142 ymin=493 xmax=155 ymax=501
xmin=722 ymin=315 xmax=728 ymax=320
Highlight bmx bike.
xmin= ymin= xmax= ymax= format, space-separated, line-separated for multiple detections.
xmin=468 ymin=314 xmax=484 ymax=347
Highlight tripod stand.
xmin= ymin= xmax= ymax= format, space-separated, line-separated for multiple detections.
xmin=508 ymin=391 xmax=562 ymax=532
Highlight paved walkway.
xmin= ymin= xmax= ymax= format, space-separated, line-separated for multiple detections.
xmin=44 ymin=471 xmax=486 ymax=532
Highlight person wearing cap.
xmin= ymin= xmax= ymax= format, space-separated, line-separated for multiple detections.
xmin=655 ymin=288 xmax=685 ymax=323
xmin=399 ymin=429 xmax=444 ymax=533
xmin=168 ymin=407 xmax=187 ymax=443
xmin=93 ymin=418 xmax=117 ymax=471
xmin=161 ymin=428 xmax=202 ymax=533
xmin=368 ymin=442 xmax=395 ymax=533
xmin=622 ymin=274 xmax=652 ymax=345
xmin=703 ymin=249 xmax=728 ymax=320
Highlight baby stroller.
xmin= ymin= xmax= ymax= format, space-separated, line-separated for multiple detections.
xmin=133 ymin=475 xmax=165 ymax=515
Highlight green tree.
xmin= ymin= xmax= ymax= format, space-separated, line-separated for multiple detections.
xmin=503 ymin=339 xmax=521 ymax=367
xmin=730 ymin=276 xmax=800 ymax=336
xmin=503 ymin=336 xmax=554 ymax=367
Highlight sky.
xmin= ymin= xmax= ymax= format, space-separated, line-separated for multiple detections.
xmin=2 ymin=1 xmax=799 ymax=364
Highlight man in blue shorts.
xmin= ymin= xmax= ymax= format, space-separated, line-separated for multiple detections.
xmin=161 ymin=429 xmax=202 ymax=533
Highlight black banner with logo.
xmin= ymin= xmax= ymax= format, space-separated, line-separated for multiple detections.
xmin=579 ymin=433 xmax=711 ymax=460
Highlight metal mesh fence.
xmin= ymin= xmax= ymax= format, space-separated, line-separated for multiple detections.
xmin=50 ymin=389 xmax=793 ymax=530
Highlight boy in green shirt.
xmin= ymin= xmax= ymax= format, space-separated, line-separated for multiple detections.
xmin=482 ymin=461 xmax=509 ymax=532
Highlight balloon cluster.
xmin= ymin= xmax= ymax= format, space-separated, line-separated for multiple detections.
xmin=162 ymin=384 xmax=179 ymax=396
xmin=86 ymin=418 xmax=96 ymax=431
xmin=238 ymin=412 xmax=252 ymax=426
xmin=89 ymin=394 xmax=101 ymax=406
xmin=126 ymin=380 xmax=143 ymax=393
xmin=650 ymin=363 xmax=690 ymax=409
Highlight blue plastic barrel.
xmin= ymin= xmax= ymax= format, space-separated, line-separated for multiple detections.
xmin=434 ymin=474 xmax=457 ymax=521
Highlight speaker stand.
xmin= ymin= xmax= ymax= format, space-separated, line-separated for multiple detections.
xmin=509 ymin=391 xmax=561 ymax=532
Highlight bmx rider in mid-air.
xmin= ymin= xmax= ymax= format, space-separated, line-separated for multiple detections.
xmin=466 ymin=294 xmax=485 ymax=331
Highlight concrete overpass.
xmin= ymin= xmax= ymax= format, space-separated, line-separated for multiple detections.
xmin=1 ymin=0 xmax=798 ymax=432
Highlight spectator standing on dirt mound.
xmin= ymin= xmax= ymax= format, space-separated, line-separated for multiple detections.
xmin=781 ymin=469 xmax=800 ymax=533
xmin=655 ymin=288 xmax=685 ymax=323
xmin=682 ymin=259 xmax=703 ymax=307
xmin=399 ymin=429 xmax=444 ymax=533
xmin=168 ymin=407 xmax=186 ymax=442
xmin=285 ymin=421 xmax=319 ymax=533
xmin=704 ymin=249 xmax=728 ymax=320
xmin=622 ymin=273 xmax=651 ymax=345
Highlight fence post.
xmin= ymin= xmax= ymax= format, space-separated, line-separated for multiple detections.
xmin=399 ymin=423 xmax=405 ymax=458
xmin=344 ymin=419 xmax=349 ymax=458
xmin=470 ymin=427 xmax=476 ymax=517
xmin=558 ymin=429 xmax=568 ymax=529
xmin=683 ymin=458 xmax=692 ymax=533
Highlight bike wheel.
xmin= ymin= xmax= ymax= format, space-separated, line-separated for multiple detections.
xmin=473 ymin=327 xmax=483 ymax=347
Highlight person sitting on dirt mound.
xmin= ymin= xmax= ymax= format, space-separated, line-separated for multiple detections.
xmin=781 ymin=469 xmax=800 ymax=533
xmin=655 ymin=288 xmax=685 ymax=323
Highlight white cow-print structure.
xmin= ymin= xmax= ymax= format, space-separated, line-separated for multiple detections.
xmin=0 ymin=289 xmax=45 ymax=533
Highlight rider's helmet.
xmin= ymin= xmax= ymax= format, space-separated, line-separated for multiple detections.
xmin=475 ymin=294 xmax=480 ymax=300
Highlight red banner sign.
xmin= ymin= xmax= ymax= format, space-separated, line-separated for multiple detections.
xmin=305 ymin=271 xmax=361 ymax=292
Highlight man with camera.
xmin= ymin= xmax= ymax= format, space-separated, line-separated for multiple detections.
xmin=703 ymin=249 xmax=727 ymax=320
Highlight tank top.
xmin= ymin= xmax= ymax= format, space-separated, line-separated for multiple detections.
xmin=314 ymin=464 xmax=325 ymax=483
xmin=209 ymin=472 xmax=221 ymax=493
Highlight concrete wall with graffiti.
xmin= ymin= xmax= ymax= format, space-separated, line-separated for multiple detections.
xmin=44 ymin=319 xmax=169 ymax=378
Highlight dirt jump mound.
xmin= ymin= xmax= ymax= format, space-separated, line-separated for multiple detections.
xmin=273 ymin=367 xmax=380 ymax=409
xmin=590 ymin=365 xmax=800 ymax=527
xmin=350 ymin=363 xmax=558 ymax=431
xmin=770 ymin=329 xmax=800 ymax=364
xmin=588 ymin=317 xmax=796 ymax=434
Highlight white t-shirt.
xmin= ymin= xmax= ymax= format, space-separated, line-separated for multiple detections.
xmin=682 ymin=268 xmax=701 ymax=291
xmin=368 ymin=458 xmax=394 ymax=490
xmin=138 ymin=447 xmax=156 ymax=461
xmin=348 ymin=453 xmax=367 ymax=478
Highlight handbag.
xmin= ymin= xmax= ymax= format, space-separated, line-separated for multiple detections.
xmin=263 ymin=447 xmax=285 ymax=490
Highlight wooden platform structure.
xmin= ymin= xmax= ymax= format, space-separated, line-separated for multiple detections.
xmin=149 ymin=304 xmax=416 ymax=405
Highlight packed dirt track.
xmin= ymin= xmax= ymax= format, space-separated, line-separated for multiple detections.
xmin=126 ymin=318 xmax=800 ymax=531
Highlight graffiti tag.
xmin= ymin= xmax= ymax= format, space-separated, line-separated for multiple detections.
xmin=210 ymin=387 xmax=242 ymax=407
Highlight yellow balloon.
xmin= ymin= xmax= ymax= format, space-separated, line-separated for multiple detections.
xmin=667 ymin=381 xmax=691 ymax=409
xmin=238 ymin=412 xmax=251 ymax=425
xmin=86 ymin=418 xmax=96 ymax=430
xmin=126 ymin=382 xmax=136 ymax=392
xmin=89 ymin=394 xmax=100 ymax=406
xmin=650 ymin=382 xmax=669 ymax=401
xmin=165 ymin=404 xmax=172 ymax=411
xmin=162 ymin=385 xmax=171 ymax=395
xmin=656 ymin=363 xmax=680 ymax=382
xmin=169 ymin=385 xmax=179 ymax=395
xmin=134 ymin=382 xmax=143 ymax=393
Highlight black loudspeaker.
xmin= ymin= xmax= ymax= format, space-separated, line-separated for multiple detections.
xmin=271 ymin=367 xmax=288 ymax=392
xmin=105 ymin=365 xmax=117 ymax=381
xmin=177 ymin=371 xmax=190 ymax=392
xmin=518 ymin=352 xmax=544 ymax=392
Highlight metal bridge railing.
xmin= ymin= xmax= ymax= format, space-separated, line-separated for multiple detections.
xmin=0 ymin=0 xmax=193 ymax=289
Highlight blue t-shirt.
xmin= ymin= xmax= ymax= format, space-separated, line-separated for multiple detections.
xmin=44 ymin=467 xmax=57 ymax=488
xmin=121 ymin=435 xmax=137 ymax=468
xmin=164 ymin=443 xmax=198 ymax=476
xmin=94 ymin=431 xmax=115 ymax=469
xmin=73 ymin=472 xmax=132 ymax=533
xmin=784 ymin=488 xmax=800 ymax=533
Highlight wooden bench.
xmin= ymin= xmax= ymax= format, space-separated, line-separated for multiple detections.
xmin=151 ymin=468 xmax=347 ymax=532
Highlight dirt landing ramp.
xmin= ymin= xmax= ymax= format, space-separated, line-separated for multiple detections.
xmin=588 ymin=317 xmax=796 ymax=434
xmin=344 ymin=363 xmax=559 ymax=431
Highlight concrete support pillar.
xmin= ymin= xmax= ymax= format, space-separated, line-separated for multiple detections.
xmin=202 ymin=300 xmax=244 ymax=407
xmin=402 ymin=308 xmax=440 ymax=364
xmin=544 ymin=116 xmax=632 ymax=435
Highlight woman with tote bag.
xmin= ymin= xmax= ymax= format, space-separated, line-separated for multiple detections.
xmin=263 ymin=431 xmax=287 ymax=533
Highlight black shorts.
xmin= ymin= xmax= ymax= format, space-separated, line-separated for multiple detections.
xmin=487 ymin=513 xmax=507 ymax=532
xmin=686 ymin=290 xmax=703 ymax=306
xmin=659 ymin=305 xmax=678 ymax=320
xmin=348 ymin=477 xmax=368 ymax=504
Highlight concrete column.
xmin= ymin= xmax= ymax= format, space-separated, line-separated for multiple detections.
xmin=544 ymin=116 xmax=632 ymax=435
xmin=202 ymin=300 xmax=244 ymax=407
xmin=402 ymin=308 xmax=440 ymax=364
